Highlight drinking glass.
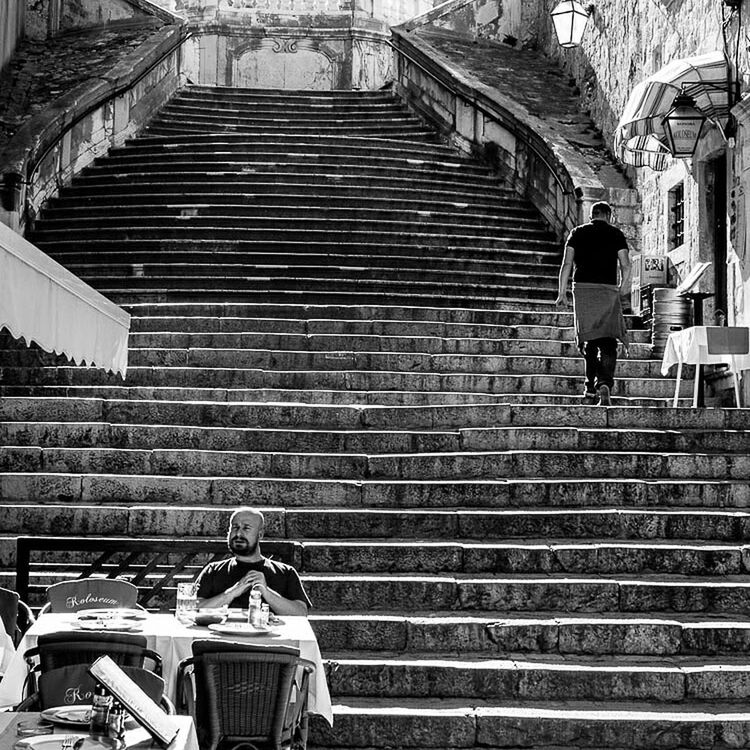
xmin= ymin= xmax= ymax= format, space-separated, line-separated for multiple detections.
xmin=175 ymin=582 xmax=198 ymax=623
xmin=16 ymin=719 xmax=54 ymax=738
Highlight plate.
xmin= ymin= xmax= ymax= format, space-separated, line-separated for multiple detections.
xmin=77 ymin=608 xmax=147 ymax=621
xmin=74 ymin=619 xmax=143 ymax=632
xmin=208 ymin=622 xmax=276 ymax=636
xmin=40 ymin=706 xmax=91 ymax=727
xmin=15 ymin=734 xmax=87 ymax=749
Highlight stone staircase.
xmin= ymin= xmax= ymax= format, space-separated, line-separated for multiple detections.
xmin=3 ymin=86 xmax=750 ymax=748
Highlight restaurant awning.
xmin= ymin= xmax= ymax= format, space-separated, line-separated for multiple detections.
xmin=614 ymin=51 xmax=731 ymax=171
xmin=0 ymin=221 xmax=130 ymax=377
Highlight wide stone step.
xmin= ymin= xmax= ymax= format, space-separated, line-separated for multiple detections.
xmin=0 ymin=386 xmax=677 ymax=408
xmin=51 ymin=256 xmax=560 ymax=281
xmin=50 ymin=191 xmax=524 ymax=215
xmin=106 ymin=140 xmax=491 ymax=163
xmin=158 ymin=104 xmax=413 ymax=121
xmin=169 ymin=97 xmax=409 ymax=113
xmin=122 ymin=133 xmax=462 ymax=158
xmin=310 ymin=612 xmax=750 ymax=656
xmin=145 ymin=121 xmax=436 ymax=137
xmin=58 ymin=180 xmax=522 ymax=204
xmin=308 ymin=698 xmax=750 ymax=749
xmin=88 ymin=153 xmax=492 ymax=177
xmin=117 ymin=333 xmax=646 ymax=358
xmin=8 ymin=422 xmax=739 ymax=456
xmin=31 ymin=225 xmax=553 ymax=245
xmin=322 ymin=654 xmax=750 ymax=702
xmin=11 ymin=401 xmax=725 ymax=436
xmin=303 ymin=573 xmax=750 ymax=614
xmin=0 ymin=367 xmax=683 ymax=399
xmin=180 ymin=87 xmax=397 ymax=102
xmin=44 ymin=201 xmax=537 ymax=224
xmin=1 ymin=474 xmax=745 ymax=509
xmin=37 ymin=238 xmax=561 ymax=262
xmin=124 ymin=317 xmax=648 ymax=342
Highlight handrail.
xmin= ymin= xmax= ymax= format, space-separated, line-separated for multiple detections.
xmin=388 ymin=31 xmax=574 ymax=195
xmin=20 ymin=26 xmax=190 ymax=187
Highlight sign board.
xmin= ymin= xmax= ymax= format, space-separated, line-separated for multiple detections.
xmin=88 ymin=655 xmax=179 ymax=747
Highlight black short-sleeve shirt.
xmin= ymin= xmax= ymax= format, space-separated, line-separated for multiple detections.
xmin=566 ymin=220 xmax=628 ymax=285
xmin=196 ymin=556 xmax=312 ymax=610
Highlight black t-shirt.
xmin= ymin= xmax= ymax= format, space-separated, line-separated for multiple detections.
xmin=566 ymin=220 xmax=628 ymax=285
xmin=196 ymin=556 xmax=312 ymax=609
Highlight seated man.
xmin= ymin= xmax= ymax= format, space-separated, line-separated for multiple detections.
xmin=196 ymin=508 xmax=311 ymax=616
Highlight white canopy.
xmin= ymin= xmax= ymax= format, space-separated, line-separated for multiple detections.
xmin=614 ymin=51 xmax=732 ymax=170
xmin=0 ymin=221 xmax=130 ymax=377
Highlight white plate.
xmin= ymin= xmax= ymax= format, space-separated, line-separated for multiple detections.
xmin=208 ymin=622 xmax=276 ymax=636
xmin=40 ymin=706 xmax=91 ymax=727
xmin=74 ymin=619 xmax=143 ymax=632
xmin=15 ymin=734 xmax=87 ymax=749
xmin=77 ymin=608 xmax=146 ymax=620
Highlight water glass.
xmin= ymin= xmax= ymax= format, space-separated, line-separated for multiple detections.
xmin=175 ymin=581 xmax=198 ymax=623
xmin=16 ymin=719 xmax=54 ymax=738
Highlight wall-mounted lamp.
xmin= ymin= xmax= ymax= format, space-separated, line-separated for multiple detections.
xmin=661 ymin=90 xmax=707 ymax=157
xmin=550 ymin=0 xmax=593 ymax=48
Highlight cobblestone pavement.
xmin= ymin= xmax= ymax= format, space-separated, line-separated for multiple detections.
xmin=0 ymin=20 xmax=163 ymax=156
xmin=415 ymin=27 xmax=631 ymax=189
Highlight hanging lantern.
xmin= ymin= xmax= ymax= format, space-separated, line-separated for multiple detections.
xmin=661 ymin=91 xmax=707 ymax=157
xmin=550 ymin=0 xmax=591 ymax=48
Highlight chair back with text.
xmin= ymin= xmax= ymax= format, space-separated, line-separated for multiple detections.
xmin=37 ymin=664 xmax=165 ymax=709
xmin=45 ymin=578 xmax=138 ymax=613
xmin=25 ymin=631 xmax=162 ymax=675
xmin=178 ymin=640 xmax=313 ymax=750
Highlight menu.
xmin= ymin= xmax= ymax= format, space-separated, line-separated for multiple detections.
xmin=88 ymin=656 xmax=179 ymax=747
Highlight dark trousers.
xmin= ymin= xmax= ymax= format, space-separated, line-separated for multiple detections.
xmin=582 ymin=337 xmax=617 ymax=393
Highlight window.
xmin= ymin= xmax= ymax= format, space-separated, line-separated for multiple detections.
xmin=668 ymin=182 xmax=685 ymax=249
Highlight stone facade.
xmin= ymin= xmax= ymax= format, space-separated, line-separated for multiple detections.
xmin=0 ymin=2 xmax=25 ymax=74
xmin=149 ymin=0 xmax=432 ymax=89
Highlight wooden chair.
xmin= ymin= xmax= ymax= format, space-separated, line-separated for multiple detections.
xmin=44 ymin=577 xmax=139 ymax=613
xmin=176 ymin=640 xmax=314 ymax=750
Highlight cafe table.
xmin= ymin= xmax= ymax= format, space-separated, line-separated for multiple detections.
xmin=0 ymin=613 xmax=333 ymax=726
xmin=0 ymin=711 xmax=198 ymax=750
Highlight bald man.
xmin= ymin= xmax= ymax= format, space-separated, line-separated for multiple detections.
xmin=195 ymin=508 xmax=311 ymax=616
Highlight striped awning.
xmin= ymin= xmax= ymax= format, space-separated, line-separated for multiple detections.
xmin=614 ymin=51 xmax=731 ymax=171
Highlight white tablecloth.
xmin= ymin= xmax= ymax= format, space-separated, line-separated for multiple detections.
xmin=1 ymin=628 xmax=15 ymax=674
xmin=661 ymin=326 xmax=750 ymax=375
xmin=0 ymin=613 xmax=332 ymax=725
xmin=0 ymin=712 xmax=198 ymax=750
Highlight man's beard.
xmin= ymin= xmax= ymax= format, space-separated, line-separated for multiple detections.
xmin=229 ymin=537 xmax=258 ymax=556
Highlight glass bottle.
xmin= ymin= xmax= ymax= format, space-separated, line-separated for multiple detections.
xmin=248 ymin=587 xmax=262 ymax=627
xmin=107 ymin=700 xmax=126 ymax=750
xmin=89 ymin=683 xmax=112 ymax=739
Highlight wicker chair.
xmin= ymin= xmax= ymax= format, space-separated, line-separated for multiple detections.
xmin=21 ymin=631 xmax=162 ymax=704
xmin=0 ymin=585 xmax=34 ymax=647
xmin=18 ymin=663 xmax=173 ymax=713
xmin=176 ymin=640 xmax=314 ymax=750
xmin=25 ymin=631 xmax=162 ymax=674
xmin=44 ymin=577 xmax=139 ymax=613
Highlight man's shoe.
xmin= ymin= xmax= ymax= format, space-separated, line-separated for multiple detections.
xmin=597 ymin=385 xmax=612 ymax=406
xmin=581 ymin=392 xmax=598 ymax=405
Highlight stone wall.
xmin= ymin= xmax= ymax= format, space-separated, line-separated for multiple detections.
xmin=0 ymin=23 xmax=186 ymax=233
xmin=0 ymin=3 xmax=25 ymax=75
xmin=26 ymin=0 xmax=177 ymax=39
xmin=529 ymin=0 xmax=748 ymax=331
xmin=430 ymin=0 xmax=542 ymax=47
xmin=148 ymin=0 xmax=434 ymax=89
